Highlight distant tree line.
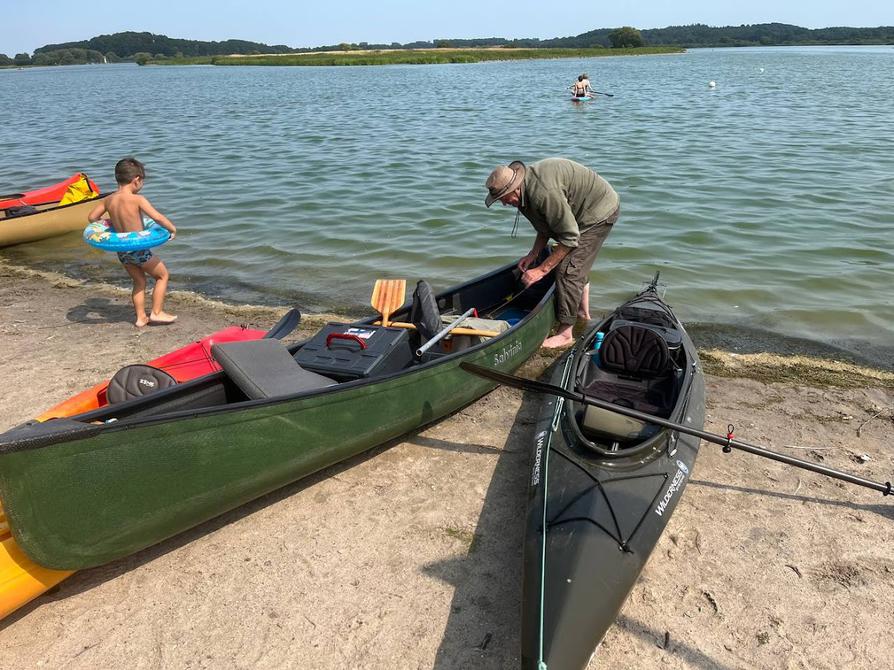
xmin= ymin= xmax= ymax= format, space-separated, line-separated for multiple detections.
xmin=33 ymin=31 xmax=292 ymax=60
xmin=296 ymin=22 xmax=892 ymax=51
xmin=638 ymin=22 xmax=894 ymax=47
xmin=3 ymin=23 xmax=891 ymax=67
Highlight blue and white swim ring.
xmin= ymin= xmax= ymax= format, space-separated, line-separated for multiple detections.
xmin=83 ymin=216 xmax=171 ymax=252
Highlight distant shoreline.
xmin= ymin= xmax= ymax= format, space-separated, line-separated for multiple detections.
xmin=151 ymin=46 xmax=685 ymax=66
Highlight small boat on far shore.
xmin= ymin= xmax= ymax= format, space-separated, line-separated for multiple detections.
xmin=0 ymin=173 xmax=101 ymax=247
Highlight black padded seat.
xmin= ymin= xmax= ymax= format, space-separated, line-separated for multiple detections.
xmin=580 ymin=325 xmax=674 ymax=443
xmin=409 ymin=280 xmax=441 ymax=341
xmin=107 ymin=364 xmax=177 ymax=405
xmin=600 ymin=324 xmax=669 ymax=378
xmin=211 ymin=339 xmax=337 ymax=400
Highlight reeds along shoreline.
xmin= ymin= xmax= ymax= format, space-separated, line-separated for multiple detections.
xmin=155 ymin=46 xmax=684 ymax=66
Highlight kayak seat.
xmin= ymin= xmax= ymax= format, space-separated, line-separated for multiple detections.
xmin=581 ymin=325 xmax=674 ymax=443
xmin=211 ymin=339 xmax=337 ymax=400
xmin=107 ymin=364 xmax=178 ymax=405
xmin=599 ymin=325 xmax=669 ymax=379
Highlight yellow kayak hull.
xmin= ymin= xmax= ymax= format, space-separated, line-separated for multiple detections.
xmin=0 ymin=199 xmax=97 ymax=247
xmin=0 ymin=502 xmax=72 ymax=619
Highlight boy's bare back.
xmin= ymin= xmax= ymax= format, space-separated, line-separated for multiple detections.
xmin=103 ymin=190 xmax=147 ymax=233
xmin=88 ymin=178 xmax=175 ymax=239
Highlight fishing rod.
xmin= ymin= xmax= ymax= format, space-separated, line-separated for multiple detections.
xmin=460 ymin=363 xmax=893 ymax=497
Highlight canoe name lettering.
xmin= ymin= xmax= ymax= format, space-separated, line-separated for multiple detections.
xmin=493 ymin=340 xmax=523 ymax=367
xmin=531 ymin=431 xmax=546 ymax=486
xmin=655 ymin=460 xmax=690 ymax=517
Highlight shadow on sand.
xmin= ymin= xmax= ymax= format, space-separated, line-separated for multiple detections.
xmin=66 ymin=296 xmax=133 ymax=325
xmin=423 ymin=386 xmax=539 ymax=669
xmin=689 ymin=478 xmax=894 ymax=521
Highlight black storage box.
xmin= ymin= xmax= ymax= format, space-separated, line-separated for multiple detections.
xmin=294 ymin=323 xmax=413 ymax=381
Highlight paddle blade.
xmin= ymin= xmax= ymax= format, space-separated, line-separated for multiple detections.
xmin=263 ymin=307 xmax=301 ymax=340
xmin=371 ymin=279 xmax=406 ymax=327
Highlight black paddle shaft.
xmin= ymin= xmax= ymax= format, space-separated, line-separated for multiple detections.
xmin=460 ymin=363 xmax=893 ymax=497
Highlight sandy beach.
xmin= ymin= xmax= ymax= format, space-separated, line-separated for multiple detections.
xmin=0 ymin=260 xmax=892 ymax=669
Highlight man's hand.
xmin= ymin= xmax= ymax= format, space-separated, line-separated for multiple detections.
xmin=518 ymin=252 xmax=537 ymax=272
xmin=521 ymin=266 xmax=548 ymax=287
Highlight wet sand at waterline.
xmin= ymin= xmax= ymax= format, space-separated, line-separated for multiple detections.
xmin=1 ymin=261 xmax=892 ymax=669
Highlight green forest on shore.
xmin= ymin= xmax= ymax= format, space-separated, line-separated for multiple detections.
xmin=3 ymin=23 xmax=892 ymax=67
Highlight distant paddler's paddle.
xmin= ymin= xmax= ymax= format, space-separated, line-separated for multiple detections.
xmin=371 ymin=279 xmax=406 ymax=327
xmin=460 ymin=363 xmax=893 ymax=497
xmin=592 ymin=90 xmax=614 ymax=97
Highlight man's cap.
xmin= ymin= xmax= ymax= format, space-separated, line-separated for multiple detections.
xmin=484 ymin=161 xmax=526 ymax=207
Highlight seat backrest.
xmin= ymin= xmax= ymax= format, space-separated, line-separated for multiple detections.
xmin=600 ymin=324 xmax=669 ymax=378
xmin=409 ymin=280 xmax=441 ymax=341
xmin=211 ymin=339 xmax=336 ymax=400
xmin=107 ymin=364 xmax=177 ymax=405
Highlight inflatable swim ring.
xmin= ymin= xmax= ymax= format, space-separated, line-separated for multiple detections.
xmin=83 ymin=217 xmax=170 ymax=252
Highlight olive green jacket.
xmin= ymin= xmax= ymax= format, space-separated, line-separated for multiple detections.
xmin=519 ymin=158 xmax=620 ymax=248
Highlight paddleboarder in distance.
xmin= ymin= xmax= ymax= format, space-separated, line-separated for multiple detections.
xmin=571 ymin=73 xmax=593 ymax=98
xmin=484 ymin=158 xmax=620 ymax=348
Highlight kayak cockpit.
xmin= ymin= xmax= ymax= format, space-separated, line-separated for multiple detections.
xmin=566 ymin=292 xmax=695 ymax=459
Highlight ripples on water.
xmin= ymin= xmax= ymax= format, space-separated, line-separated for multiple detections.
xmin=1 ymin=47 xmax=892 ymax=365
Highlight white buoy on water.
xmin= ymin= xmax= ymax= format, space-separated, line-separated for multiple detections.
xmin=760 ymin=67 xmax=765 ymax=73
xmin=708 ymin=80 xmax=716 ymax=88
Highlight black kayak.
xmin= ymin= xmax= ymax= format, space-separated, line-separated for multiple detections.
xmin=522 ymin=277 xmax=705 ymax=669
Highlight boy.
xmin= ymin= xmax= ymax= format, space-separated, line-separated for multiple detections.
xmin=88 ymin=158 xmax=178 ymax=328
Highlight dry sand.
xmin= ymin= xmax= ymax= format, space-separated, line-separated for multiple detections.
xmin=0 ymin=261 xmax=892 ymax=669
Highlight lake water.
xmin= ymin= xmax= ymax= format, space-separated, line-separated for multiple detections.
xmin=1 ymin=46 xmax=892 ymax=366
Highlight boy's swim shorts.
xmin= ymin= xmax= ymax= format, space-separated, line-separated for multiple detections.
xmin=117 ymin=249 xmax=154 ymax=265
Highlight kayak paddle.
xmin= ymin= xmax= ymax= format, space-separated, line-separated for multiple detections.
xmin=460 ymin=363 xmax=893 ymax=497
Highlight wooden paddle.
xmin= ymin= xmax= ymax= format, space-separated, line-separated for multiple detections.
xmin=370 ymin=279 xmax=406 ymax=327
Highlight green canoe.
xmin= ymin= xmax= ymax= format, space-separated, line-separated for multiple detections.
xmin=0 ymin=260 xmax=554 ymax=570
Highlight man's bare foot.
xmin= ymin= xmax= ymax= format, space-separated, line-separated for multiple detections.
xmin=542 ymin=333 xmax=575 ymax=349
xmin=135 ymin=317 xmax=149 ymax=328
xmin=149 ymin=311 xmax=178 ymax=325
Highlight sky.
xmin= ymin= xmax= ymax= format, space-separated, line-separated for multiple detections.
xmin=3 ymin=0 xmax=892 ymax=56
